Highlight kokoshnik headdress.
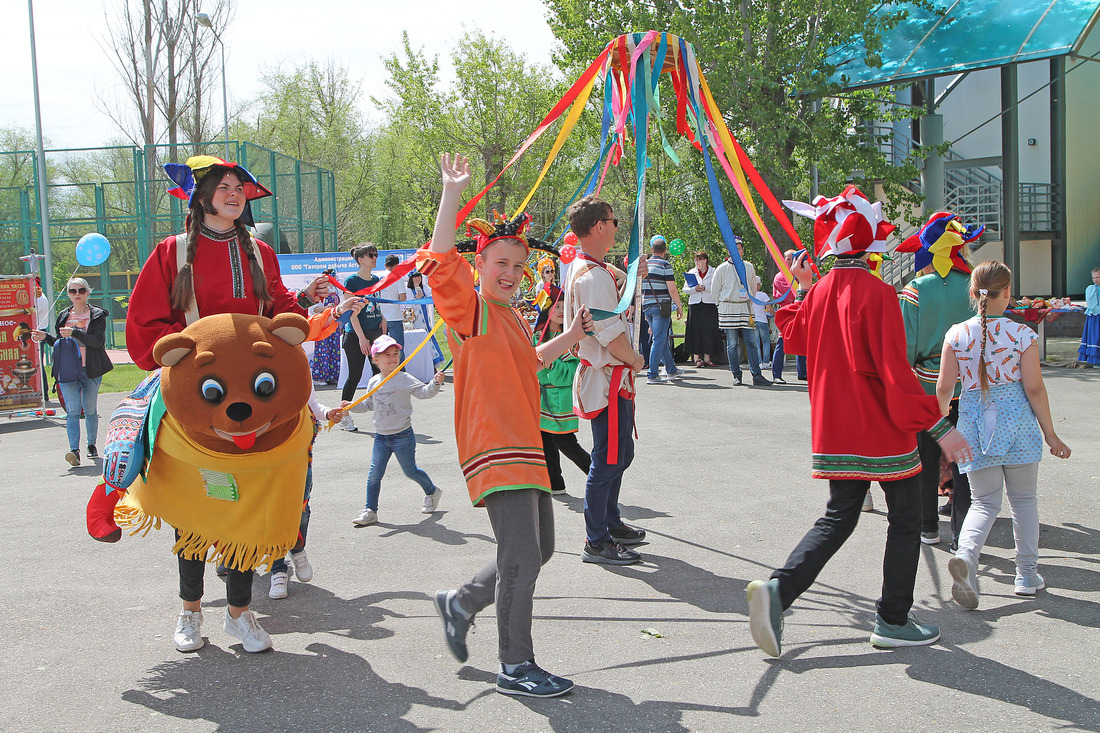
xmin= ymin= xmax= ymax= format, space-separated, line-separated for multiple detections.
xmin=783 ymin=185 xmax=896 ymax=259
xmin=894 ymin=212 xmax=983 ymax=278
xmin=163 ymin=155 xmax=273 ymax=227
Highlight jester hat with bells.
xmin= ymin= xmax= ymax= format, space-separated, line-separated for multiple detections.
xmin=894 ymin=212 xmax=983 ymax=279
xmin=783 ymin=185 xmax=896 ymax=259
xmin=163 ymin=155 xmax=273 ymax=227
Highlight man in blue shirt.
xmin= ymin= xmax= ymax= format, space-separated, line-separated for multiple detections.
xmin=641 ymin=236 xmax=684 ymax=384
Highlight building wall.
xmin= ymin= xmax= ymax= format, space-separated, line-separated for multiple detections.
xmin=1065 ymin=32 xmax=1100 ymax=295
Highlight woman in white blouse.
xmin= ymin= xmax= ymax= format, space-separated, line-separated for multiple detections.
xmin=682 ymin=251 xmax=722 ymax=367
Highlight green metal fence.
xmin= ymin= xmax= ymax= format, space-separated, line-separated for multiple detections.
xmin=0 ymin=141 xmax=338 ymax=348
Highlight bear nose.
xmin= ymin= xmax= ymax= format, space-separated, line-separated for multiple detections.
xmin=225 ymin=402 xmax=253 ymax=423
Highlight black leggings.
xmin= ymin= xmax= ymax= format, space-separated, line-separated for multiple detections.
xmin=342 ymin=328 xmax=383 ymax=402
xmin=176 ymin=532 xmax=253 ymax=607
xmin=541 ymin=431 xmax=592 ymax=494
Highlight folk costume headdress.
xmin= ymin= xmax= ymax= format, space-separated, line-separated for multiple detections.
xmin=455 ymin=211 xmax=556 ymax=257
xmin=163 ymin=155 xmax=273 ymax=227
xmin=894 ymin=212 xmax=982 ymax=278
xmin=783 ymin=185 xmax=895 ymax=258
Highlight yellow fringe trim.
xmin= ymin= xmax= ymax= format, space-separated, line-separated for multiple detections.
xmin=114 ymin=506 xmax=291 ymax=571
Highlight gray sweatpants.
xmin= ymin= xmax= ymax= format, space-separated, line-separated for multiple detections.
xmin=454 ymin=488 xmax=554 ymax=664
xmin=956 ymin=463 xmax=1040 ymax=575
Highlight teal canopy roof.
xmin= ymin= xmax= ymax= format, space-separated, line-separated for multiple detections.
xmin=829 ymin=0 xmax=1100 ymax=90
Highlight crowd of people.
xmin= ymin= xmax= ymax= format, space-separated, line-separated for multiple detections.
xmin=34 ymin=153 xmax=1077 ymax=699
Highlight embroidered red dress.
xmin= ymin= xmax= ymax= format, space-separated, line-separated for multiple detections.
xmin=127 ymin=229 xmax=311 ymax=370
xmin=776 ymin=259 xmax=950 ymax=481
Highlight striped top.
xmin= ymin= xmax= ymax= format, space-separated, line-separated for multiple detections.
xmin=641 ymin=256 xmax=674 ymax=308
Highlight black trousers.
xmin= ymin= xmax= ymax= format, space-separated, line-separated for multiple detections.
xmin=541 ymin=431 xmax=591 ymax=494
xmin=176 ymin=531 xmax=253 ymax=607
xmin=771 ymin=476 xmax=921 ymax=626
xmin=916 ymin=401 xmax=971 ymax=542
xmin=341 ymin=328 xmax=383 ymax=402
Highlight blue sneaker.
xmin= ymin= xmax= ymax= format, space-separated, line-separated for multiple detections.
xmin=747 ymin=578 xmax=783 ymax=657
xmin=1014 ymin=572 xmax=1045 ymax=596
xmin=948 ymin=556 xmax=979 ymax=609
xmin=433 ymin=589 xmax=473 ymax=663
xmin=870 ymin=614 xmax=940 ymax=648
xmin=496 ymin=661 xmax=574 ymax=698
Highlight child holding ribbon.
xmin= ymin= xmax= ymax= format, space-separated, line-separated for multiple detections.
xmin=344 ymin=335 xmax=444 ymax=526
xmin=424 ymin=153 xmax=593 ymax=699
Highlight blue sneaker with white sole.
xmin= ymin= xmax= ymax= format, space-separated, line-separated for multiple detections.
xmin=496 ymin=661 xmax=574 ymax=698
xmin=1014 ymin=572 xmax=1045 ymax=596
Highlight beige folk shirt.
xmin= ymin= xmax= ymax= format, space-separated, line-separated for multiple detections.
xmin=563 ymin=252 xmax=635 ymax=416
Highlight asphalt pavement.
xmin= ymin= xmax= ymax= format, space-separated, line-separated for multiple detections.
xmin=3 ymin=364 xmax=1097 ymax=732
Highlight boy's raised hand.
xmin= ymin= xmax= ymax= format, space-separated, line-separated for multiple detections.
xmin=441 ymin=153 xmax=471 ymax=192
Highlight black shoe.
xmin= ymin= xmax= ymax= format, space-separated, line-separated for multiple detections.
xmin=938 ymin=501 xmax=951 ymax=516
xmin=434 ymin=589 xmax=473 ymax=662
xmin=752 ymin=376 xmax=772 ymax=387
xmin=609 ymin=524 xmax=646 ymax=546
xmin=64 ymin=449 xmax=80 ymax=467
xmin=86 ymin=444 xmax=98 ymax=459
xmin=582 ymin=540 xmax=640 ymax=565
xmin=773 ymin=377 xmax=787 ymax=384
xmin=733 ymin=376 xmax=743 ymax=386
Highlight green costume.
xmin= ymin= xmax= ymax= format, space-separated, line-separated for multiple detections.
xmin=534 ymin=329 xmax=580 ymax=433
xmin=899 ymin=269 xmax=974 ymax=397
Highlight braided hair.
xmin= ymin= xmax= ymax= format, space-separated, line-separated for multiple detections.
xmin=170 ymin=168 xmax=272 ymax=312
xmin=969 ymin=260 xmax=1012 ymax=395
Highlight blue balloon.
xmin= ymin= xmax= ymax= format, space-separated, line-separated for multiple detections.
xmin=76 ymin=233 xmax=111 ymax=267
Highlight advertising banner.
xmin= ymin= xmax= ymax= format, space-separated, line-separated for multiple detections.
xmin=0 ymin=276 xmax=45 ymax=413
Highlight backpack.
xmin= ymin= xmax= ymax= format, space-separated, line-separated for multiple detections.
xmin=52 ymin=337 xmax=83 ymax=384
xmin=101 ymin=371 xmax=162 ymax=490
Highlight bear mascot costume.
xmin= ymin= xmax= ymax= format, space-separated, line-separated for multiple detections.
xmin=86 ymin=312 xmax=315 ymax=571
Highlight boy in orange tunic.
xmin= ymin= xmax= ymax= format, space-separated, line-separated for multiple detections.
xmin=422 ymin=153 xmax=592 ymax=698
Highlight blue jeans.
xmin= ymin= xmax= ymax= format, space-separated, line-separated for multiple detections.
xmin=755 ymin=321 xmax=771 ymax=363
xmin=365 ymin=426 xmax=436 ymax=511
xmin=271 ymin=460 xmax=313 ymax=574
xmin=643 ymin=304 xmax=678 ymax=380
xmin=58 ymin=367 xmax=102 ymax=451
xmin=387 ymin=320 xmax=405 ymax=349
xmin=724 ymin=328 xmax=762 ymax=380
xmin=585 ymin=394 xmax=635 ymax=544
xmin=771 ymin=337 xmax=807 ymax=380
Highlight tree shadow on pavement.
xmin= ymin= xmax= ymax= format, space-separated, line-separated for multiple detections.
xmin=122 ymin=641 xmax=464 ymax=731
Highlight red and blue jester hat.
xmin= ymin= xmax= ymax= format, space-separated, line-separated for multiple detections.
xmin=163 ymin=155 xmax=273 ymax=227
xmin=894 ymin=211 xmax=984 ymax=279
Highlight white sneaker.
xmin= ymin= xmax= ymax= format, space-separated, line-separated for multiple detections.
xmin=174 ymin=610 xmax=204 ymax=652
xmin=224 ymin=609 xmax=272 ymax=652
xmin=422 ymin=487 xmax=443 ymax=514
xmin=269 ymin=571 xmax=289 ymax=599
xmin=353 ymin=508 xmax=378 ymax=526
xmin=861 ymin=491 xmax=874 ymax=512
xmin=1014 ymin=572 xmax=1045 ymax=596
xmin=948 ymin=556 xmax=979 ymax=610
xmin=290 ymin=550 xmax=313 ymax=583
xmin=340 ymin=414 xmax=358 ymax=432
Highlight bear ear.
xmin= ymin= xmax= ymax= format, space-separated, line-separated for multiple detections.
xmin=269 ymin=313 xmax=310 ymax=346
xmin=154 ymin=333 xmax=197 ymax=367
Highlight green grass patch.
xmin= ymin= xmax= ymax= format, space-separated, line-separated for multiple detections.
xmin=100 ymin=364 xmax=152 ymax=394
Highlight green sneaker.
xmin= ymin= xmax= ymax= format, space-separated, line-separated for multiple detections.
xmin=747 ymin=579 xmax=783 ymax=657
xmin=870 ymin=614 xmax=940 ymax=648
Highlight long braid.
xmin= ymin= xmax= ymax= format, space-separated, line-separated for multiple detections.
xmin=237 ymin=221 xmax=272 ymax=306
xmin=978 ymin=291 xmax=990 ymax=395
xmin=170 ymin=210 xmax=203 ymax=312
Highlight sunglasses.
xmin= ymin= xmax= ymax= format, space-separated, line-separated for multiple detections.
xmin=68 ymin=287 xmax=88 ymax=294
xmin=599 ymin=218 xmax=619 ymax=228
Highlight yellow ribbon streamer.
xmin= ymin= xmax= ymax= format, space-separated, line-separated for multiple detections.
xmin=326 ymin=318 xmax=446 ymax=430
xmin=513 ymin=68 xmax=600 ymax=216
